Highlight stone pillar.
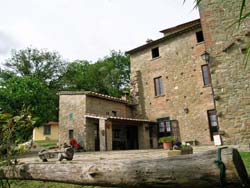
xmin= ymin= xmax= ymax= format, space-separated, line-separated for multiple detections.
xmin=130 ymin=71 xmax=146 ymax=119
xmin=105 ymin=121 xmax=113 ymax=151
xmin=151 ymin=125 xmax=158 ymax=149
xmin=99 ymin=118 xmax=106 ymax=151
xmin=138 ymin=123 xmax=150 ymax=149
xmin=85 ymin=118 xmax=96 ymax=151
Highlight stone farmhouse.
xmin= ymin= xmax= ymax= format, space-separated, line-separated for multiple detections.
xmin=59 ymin=0 xmax=250 ymax=150
xmin=59 ymin=91 xmax=157 ymax=151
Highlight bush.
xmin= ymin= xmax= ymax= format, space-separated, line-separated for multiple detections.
xmin=159 ymin=136 xmax=176 ymax=143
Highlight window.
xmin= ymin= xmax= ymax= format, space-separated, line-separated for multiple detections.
xmin=112 ymin=111 xmax=117 ymax=116
xmin=151 ymin=47 xmax=159 ymax=58
xmin=201 ymin=64 xmax=211 ymax=86
xmin=196 ymin=31 xmax=204 ymax=43
xmin=157 ymin=117 xmax=171 ymax=137
xmin=154 ymin=76 xmax=164 ymax=96
xmin=207 ymin=110 xmax=219 ymax=140
xmin=69 ymin=129 xmax=74 ymax=139
xmin=208 ymin=110 xmax=218 ymax=127
xmin=44 ymin=125 xmax=51 ymax=135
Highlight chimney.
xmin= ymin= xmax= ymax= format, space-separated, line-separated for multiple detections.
xmin=146 ymin=39 xmax=153 ymax=43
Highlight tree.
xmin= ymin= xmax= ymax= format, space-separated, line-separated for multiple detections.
xmin=4 ymin=48 xmax=66 ymax=88
xmin=0 ymin=76 xmax=57 ymax=125
xmin=0 ymin=48 xmax=67 ymax=125
xmin=61 ymin=51 xmax=130 ymax=97
xmin=0 ymin=111 xmax=35 ymax=160
xmin=60 ymin=60 xmax=91 ymax=90
xmin=95 ymin=50 xmax=130 ymax=97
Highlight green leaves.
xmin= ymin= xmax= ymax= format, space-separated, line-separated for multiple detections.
xmin=0 ymin=76 xmax=58 ymax=125
xmin=0 ymin=110 xmax=35 ymax=162
xmin=4 ymin=48 xmax=66 ymax=87
xmin=61 ymin=50 xmax=130 ymax=97
xmin=239 ymin=0 xmax=246 ymax=27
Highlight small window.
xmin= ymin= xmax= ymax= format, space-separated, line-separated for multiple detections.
xmin=69 ymin=129 xmax=74 ymax=139
xmin=154 ymin=76 xmax=164 ymax=96
xmin=151 ymin=47 xmax=159 ymax=58
xmin=196 ymin=31 xmax=204 ymax=43
xmin=112 ymin=111 xmax=117 ymax=116
xmin=201 ymin=65 xmax=211 ymax=86
xmin=44 ymin=125 xmax=51 ymax=135
xmin=157 ymin=117 xmax=171 ymax=137
xmin=207 ymin=110 xmax=219 ymax=141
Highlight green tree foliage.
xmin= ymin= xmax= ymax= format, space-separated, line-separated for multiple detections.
xmin=4 ymin=48 xmax=66 ymax=88
xmin=0 ymin=48 xmax=66 ymax=125
xmin=0 ymin=76 xmax=57 ymax=125
xmin=62 ymin=50 xmax=130 ymax=97
xmin=60 ymin=60 xmax=91 ymax=90
xmin=0 ymin=48 xmax=130 ymax=128
xmin=0 ymin=111 xmax=35 ymax=162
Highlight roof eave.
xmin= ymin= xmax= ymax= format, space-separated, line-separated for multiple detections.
xmin=126 ymin=22 xmax=201 ymax=55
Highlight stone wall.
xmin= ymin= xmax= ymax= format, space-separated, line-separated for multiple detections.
xmin=59 ymin=95 xmax=86 ymax=146
xmin=85 ymin=118 xmax=98 ymax=151
xmin=138 ymin=123 xmax=150 ymax=149
xmin=130 ymin=28 xmax=215 ymax=144
xmin=86 ymin=95 xmax=132 ymax=118
xmin=199 ymin=0 xmax=250 ymax=145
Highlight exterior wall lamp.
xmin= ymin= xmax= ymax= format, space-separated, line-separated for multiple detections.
xmin=201 ymin=51 xmax=210 ymax=63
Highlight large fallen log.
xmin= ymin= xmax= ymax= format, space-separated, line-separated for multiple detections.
xmin=0 ymin=148 xmax=249 ymax=188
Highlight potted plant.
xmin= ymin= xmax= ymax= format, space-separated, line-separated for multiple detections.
xmin=159 ymin=136 xmax=176 ymax=150
xmin=180 ymin=144 xmax=193 ymax=155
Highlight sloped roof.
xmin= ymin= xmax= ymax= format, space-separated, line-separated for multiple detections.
xmin=47 ymin=121 xmax=59 ymax=126
xmin=84 ymin=113 xmax=154 ymax=123
xmin=160 ymin=19 xmax=200 ymax=35
xmin=126 ymin=19 xmax=201 ymax=55
xmin=59 ymin=91 xmax=130 ymax=104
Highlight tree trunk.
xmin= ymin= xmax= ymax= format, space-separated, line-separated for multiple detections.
xmin=0 ymin=148 xmax=249 ymax=188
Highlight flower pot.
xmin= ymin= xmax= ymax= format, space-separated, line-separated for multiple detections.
xmin=181 ymin=147 xmax=193 ymax=155
xmin=163 ymin=141 xmax=173 ymax=150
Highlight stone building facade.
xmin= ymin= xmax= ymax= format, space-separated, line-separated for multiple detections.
xmin=59 ymin=91 xmax=156 ymax=151
xmin=199 ymin=0 xmax=250 ymax=145
xmin=59 ymin=1 xmax=250 ymax=149
xmin=127 ymin=1 xmax=250 ymax=146
xmin=127 ymin=19 xmax=216 ymax=145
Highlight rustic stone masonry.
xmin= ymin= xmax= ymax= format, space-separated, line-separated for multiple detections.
xmin=59 ymin=94 xmax=86 ymax=147
xmin=128 ymin=23 xmax=215 ymax=145
xmin=59 ymin=91 xmax=153 ymax=151
xmin=199 ymin=0 xmax=250 ymax=145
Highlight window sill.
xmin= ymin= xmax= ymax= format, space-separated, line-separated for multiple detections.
xmin=155 ymin=94 xmax=165 ymax=98
xmin=203 ymin=84 xmax=211 ymax=88
xmin=151 ymin=56 xmax=161 ymax=61
xmin=196 ymin=41 xmax=205 ymax=45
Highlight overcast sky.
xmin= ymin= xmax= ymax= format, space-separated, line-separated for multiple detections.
xmin=0 ymin=0 xmax=199 ymax=63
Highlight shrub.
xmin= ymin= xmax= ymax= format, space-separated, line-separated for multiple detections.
xmin=159 ymin=136 xmax=176 ymax=143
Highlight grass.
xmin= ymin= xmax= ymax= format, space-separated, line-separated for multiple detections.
xmin=34 ymin=140 xmax=58 ymax=149
xmin=240 ymin=152 xmax=250 ymax=171
xmin=7 ymin=180 xmax=114 ymax=188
